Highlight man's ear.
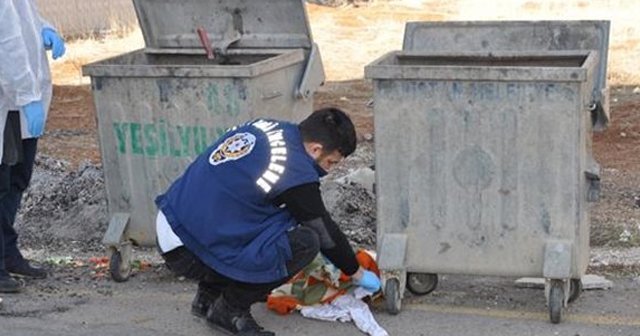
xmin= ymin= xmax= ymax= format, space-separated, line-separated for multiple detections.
xmin=305 ymin=142 xmax=324 ymax=159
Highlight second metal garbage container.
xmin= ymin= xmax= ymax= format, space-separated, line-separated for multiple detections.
xmin=365 ymin=21 xmax=610 ymax=323
xmin=82 ymin=0 xmax=325 ymax=281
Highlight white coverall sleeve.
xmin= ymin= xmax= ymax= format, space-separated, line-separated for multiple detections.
xmin=0 ymin=2 xmax=41 ymax=107
xmin=33 ymin=3 xmax=54 ymax=32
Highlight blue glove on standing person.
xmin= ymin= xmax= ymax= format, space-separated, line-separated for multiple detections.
xmin=354 ymin=269 xmax=381 ymax=293
xmin=22 ymin=100 xmax=45 ymax=137
xmin=41 ymin=28 xmax=65 ymax=59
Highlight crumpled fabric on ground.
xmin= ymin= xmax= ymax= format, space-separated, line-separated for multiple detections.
xmin=267 ymin=250 xmax=380 ymax=314
xmin=300 ymin=288 xmax=388 ymax=336
xmin=267 ymin=251 xmax=387 ymax=335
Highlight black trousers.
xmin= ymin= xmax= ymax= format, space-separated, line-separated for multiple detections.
xmin=161 ymin=225 xmax=320 ymax=310
xmin=0 ymin=112 xmax=38 ymax=277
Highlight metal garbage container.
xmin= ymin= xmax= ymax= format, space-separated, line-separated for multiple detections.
xmin=365 ymin=21 xmax=610 ymax=323
xmin=82 ymin=0 xmax=325 ymax=282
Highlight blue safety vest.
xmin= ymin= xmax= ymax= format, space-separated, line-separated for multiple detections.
xmin=156 ymin=119 xmax=324 ymax=283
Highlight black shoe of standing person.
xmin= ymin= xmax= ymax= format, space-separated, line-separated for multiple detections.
xmin=206 ymin=296 xmax=275 ymax=336
xmin=0 ymin=275 xmax=20 ymax=293
xmin=6 ymin=260 xmax=48 ymax=279
xmin=191 ymin=287 xmax=220 ymax=318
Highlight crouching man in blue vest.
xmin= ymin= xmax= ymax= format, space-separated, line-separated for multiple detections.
xmin=155 ymin=108 xmax=381 ymax=336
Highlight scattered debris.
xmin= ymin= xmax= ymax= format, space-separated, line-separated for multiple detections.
xmin=131 ymin=259 xmax=152 ymax=272
xmin=16 ymin=156 xmax=107 ymax=254
xmin=322 ymin=143 xmax=376 ymax=249
xmin=322 ymin=181 xmax=376 ymax=249
xmin=88 ymin=256 xmax=110 ymax=279
xmin=44 ymin=256 xmax=74 ymax=266
xmin=336 ymin=167 xmax=375 ymax=197
xmin=620 ymin=229 xmax=633 ymax=243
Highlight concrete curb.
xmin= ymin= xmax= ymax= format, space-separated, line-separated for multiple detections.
xmin=515 ymin=274 xmax=614 ymax=289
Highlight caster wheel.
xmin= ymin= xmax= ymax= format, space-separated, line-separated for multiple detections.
xmin=406 ymin=273 xmax=438 ymax=295
xmin=385 ymin=278 xmax=402 ymax=315
xmin=568 ymin=278 xmax=582 ymax=303
xmin=110 ymin=249 xmax=131 ymax=282
xmin=549 ymin=280 xmax=564 ymax=324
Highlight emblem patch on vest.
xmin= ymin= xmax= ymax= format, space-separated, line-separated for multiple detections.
xmin=209 ymin=133 xmax=256 ymax=166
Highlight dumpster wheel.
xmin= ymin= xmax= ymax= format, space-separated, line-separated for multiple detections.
xmin=385 ymin=278 xmax=402 ymax=315
xmin=109 ymin=248 xmax=132 ymax=282
xmin=568 ymin=278 xmax=582 ymax=303
xmin=406 ymin=272 xmax=438 ymax=295
xmin=549 ymin=280 xmax=564 ymax=324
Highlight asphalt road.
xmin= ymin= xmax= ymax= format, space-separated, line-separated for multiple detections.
xmin=1 ymin=269 xmax=639 ymax=336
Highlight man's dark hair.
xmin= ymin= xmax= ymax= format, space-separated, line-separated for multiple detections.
xmin=299 ymin=107 xmax=357 ymax=157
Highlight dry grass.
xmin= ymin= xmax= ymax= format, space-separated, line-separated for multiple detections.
xmin=50 ymin=29 xmax=144 ymax=86
xmin=592 ymin=222 xmax=640 ymax=248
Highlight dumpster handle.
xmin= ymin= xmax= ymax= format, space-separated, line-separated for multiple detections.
xmin=196 ymin=27 xmax=215 ymax=60
xmin=297 ymin=43 xmax=326 ymax=100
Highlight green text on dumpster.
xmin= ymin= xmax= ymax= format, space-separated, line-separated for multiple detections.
xmin=113 ymin=120 xmax=227 ymax=158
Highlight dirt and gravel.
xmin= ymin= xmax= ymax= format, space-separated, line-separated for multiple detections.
xmin=2 ymin=1 xmax=640 ymax=335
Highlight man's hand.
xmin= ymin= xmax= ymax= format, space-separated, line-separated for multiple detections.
xmin=352 ymin=267 xmax=381 ymax=293
xmin=41 ymin=28 xmax=65 ymax=60
xmin=22 ymin=100 xmax=45 ymax=136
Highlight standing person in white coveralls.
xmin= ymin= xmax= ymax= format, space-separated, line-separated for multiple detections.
xmin=0 ymin=0 xmax=65 ymax=293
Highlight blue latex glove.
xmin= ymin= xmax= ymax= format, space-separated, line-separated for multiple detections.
xmin=41 ymin=28 xmax=65 ymax=60
xmin=22 ymin=100 xmax=45 ymax=137
xmin=354 ymin=270 xmax=381 ymax=293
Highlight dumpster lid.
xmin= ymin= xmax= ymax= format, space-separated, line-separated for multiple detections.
xmin=133 ymin=0 xmax=314 ymax=54
xmin=402 ymin=21 xmax=610 ymax=101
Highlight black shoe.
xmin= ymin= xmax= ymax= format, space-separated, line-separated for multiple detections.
xmin=0 ymin=275 xmax=20 ymax=293
xmin=191 ymin=287 xmax=220 ymax=318
xmin=6 ymin=260 xmax=48 ymax=279
xmin=206 ymin=296 xmax=274 ymax=336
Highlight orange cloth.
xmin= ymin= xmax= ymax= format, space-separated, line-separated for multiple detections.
xmin=340 ymin=249 xmax=380 ymax=282
xmin=267 ymin=295 xmax=299 ymax=315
